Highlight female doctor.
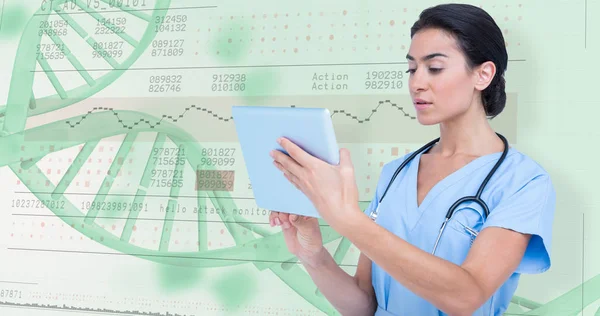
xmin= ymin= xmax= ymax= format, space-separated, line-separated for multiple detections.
xmin=269 ymin=3 xmax=556 ymax=316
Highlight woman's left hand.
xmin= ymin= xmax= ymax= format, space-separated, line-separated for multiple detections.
xmin=270 ymin=137 xmax=362 ymax=232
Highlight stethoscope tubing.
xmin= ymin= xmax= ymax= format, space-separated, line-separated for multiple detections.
xmin=369 ymin=133 xmax=509 ymax=255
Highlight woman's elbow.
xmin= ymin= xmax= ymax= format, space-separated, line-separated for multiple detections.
xmin=442 ymin=290 xmax=487 ymax=316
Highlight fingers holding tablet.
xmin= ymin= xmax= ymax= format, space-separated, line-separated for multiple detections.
xmin=269 ymin=210 xmax=291 ymax=229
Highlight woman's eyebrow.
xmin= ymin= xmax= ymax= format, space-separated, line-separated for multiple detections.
xmin=406 ymin=53 xmax=449 ymax=61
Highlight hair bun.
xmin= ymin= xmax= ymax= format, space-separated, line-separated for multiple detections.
xmin=483 ymin=76 xmax=506 ymax=118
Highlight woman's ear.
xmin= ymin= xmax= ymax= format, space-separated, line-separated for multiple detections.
xmin=473 ymin=61 xmax=496 ymax=91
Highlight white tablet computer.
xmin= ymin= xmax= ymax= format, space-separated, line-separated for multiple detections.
xmin=232 ymin=105 xmax=340 ymax=218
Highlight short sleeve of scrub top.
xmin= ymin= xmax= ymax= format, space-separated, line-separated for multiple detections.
xmin=361 ymin=148 xmax=556 ymax=316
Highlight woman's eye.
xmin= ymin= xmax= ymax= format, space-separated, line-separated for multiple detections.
xmin=405 ymin=68 xmax=442 ymax=74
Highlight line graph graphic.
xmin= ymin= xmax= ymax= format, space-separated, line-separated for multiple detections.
xmin=32 ymin=94 xmax=517 ymax=143
xmin=326 ymin=100 xmax=417 ymax=122
xmin=65 ymin=105 xmax=234 ymax=129
xmin=63 ymin=99 xmax=418 ymax=129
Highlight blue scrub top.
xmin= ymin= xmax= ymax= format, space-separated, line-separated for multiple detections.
xmin=363 ymin=147 xmax=556 ymax=316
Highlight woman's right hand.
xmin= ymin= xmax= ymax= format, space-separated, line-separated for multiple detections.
xmin=270 ymin=211 xmax=325 ymax=268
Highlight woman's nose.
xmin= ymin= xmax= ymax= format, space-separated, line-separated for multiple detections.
xmin=409 ymin=69 xmax=427 ymax=93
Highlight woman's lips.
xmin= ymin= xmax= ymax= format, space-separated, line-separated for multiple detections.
xmin=413 ymin=98 xmax=432 ymax=110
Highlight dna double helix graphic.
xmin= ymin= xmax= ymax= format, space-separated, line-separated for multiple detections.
xmin=0 ymin=1 xmax=598 ymax=315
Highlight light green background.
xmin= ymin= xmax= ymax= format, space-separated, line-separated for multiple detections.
xmin=0 ymin=0 xmax=598 ymax=315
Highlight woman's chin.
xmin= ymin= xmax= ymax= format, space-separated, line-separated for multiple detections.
xmin=416 ymin=114 xmax=439 ymax=126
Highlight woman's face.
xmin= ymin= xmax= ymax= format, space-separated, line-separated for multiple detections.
xmin=406 ymin=28 xmax=492 ymax=125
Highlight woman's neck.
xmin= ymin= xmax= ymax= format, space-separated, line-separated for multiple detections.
xmin=432 ymin=106 xmax=504 ymax=158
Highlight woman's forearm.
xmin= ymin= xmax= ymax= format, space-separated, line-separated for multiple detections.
xmin=339 ymin=211 xmax=488 ymax=315
xmin=302 ymin=247 xmax=376 ymax=316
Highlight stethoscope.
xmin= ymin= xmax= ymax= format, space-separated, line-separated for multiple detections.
xmin=368 ymin=133 xmax=509 ymax=255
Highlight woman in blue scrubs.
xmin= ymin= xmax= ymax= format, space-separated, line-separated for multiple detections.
xmin=269 ymin=3 xmax=556 ymax=315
